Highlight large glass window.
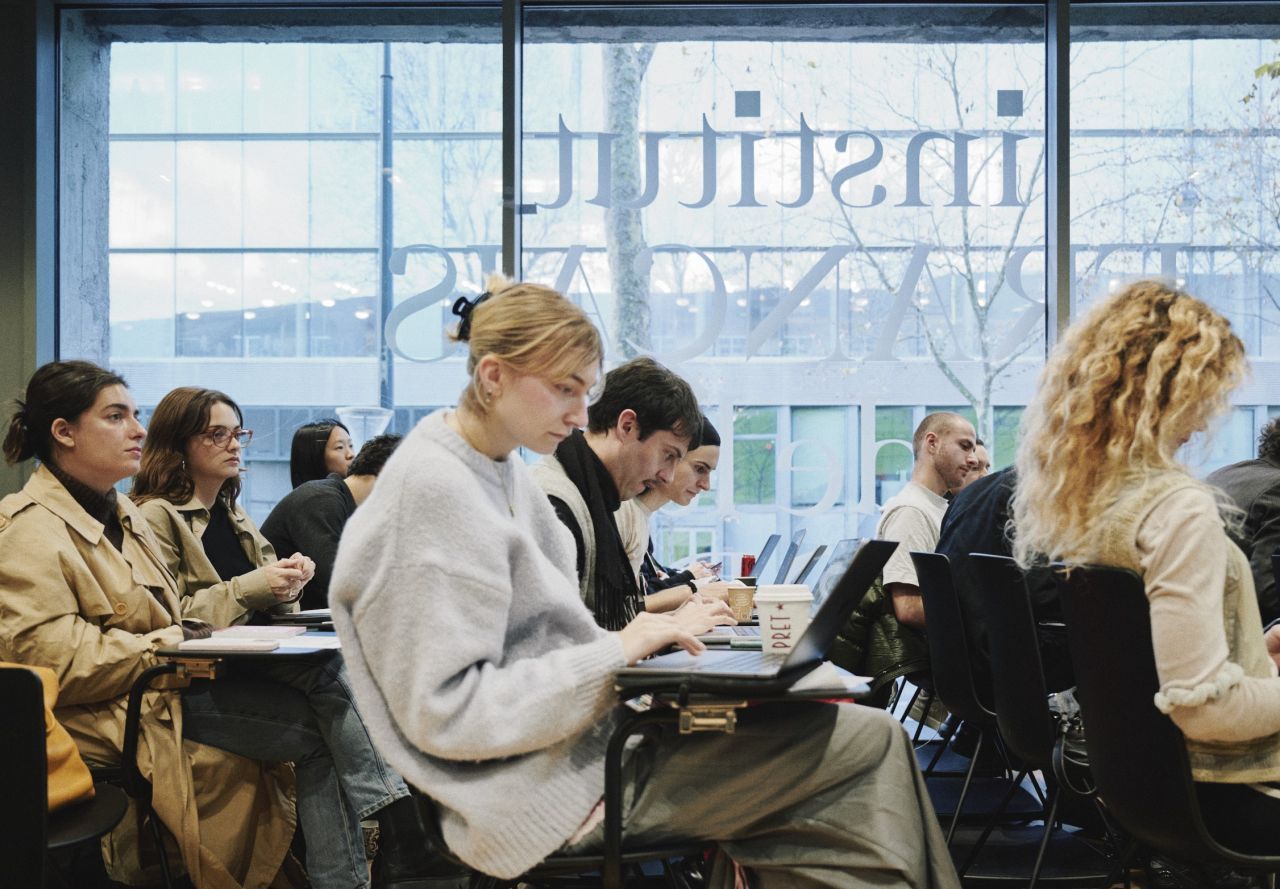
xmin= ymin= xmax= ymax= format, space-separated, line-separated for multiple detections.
xmin=64 ymin=10 xmax=502 ymax=518
xmin=1070 ymin=7 xmax=1280 ymax=474
xmin=66 ymin=4 xmax=1280 ymax=545
xmin=522 ymin=5 xmax=1046 ymax=557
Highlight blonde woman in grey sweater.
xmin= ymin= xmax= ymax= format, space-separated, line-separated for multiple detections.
xmin=330 ymin=276 xmax=960 ymax=889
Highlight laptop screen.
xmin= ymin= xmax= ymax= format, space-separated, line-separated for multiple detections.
xmin=748 ymin=533 xmax=781 ymax=578
xmin=791 ymin=544 xmax=828 ymax=585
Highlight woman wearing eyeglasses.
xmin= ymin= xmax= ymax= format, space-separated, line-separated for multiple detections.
xmin=132 ymin=387 xmax=311 ymax=627
xmin=132 ymin=386 xmax=462 ymax=889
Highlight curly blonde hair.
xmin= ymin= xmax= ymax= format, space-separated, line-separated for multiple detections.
xmin=451 ymin=273 xmax=603 ymax=415
xmin=1011 ymin=280 xmax=1246 ymax=567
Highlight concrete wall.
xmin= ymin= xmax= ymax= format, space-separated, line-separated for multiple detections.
xmin=58 ymin=13 xmax=110 ymax=364
xmin=0 ymin=0 xmax=54 ymax=495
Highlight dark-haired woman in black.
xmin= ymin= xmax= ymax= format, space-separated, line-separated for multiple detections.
xmin=290 ymin=418 xmax=353 ymax=488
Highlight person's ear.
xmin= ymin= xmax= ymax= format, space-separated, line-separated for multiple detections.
xmin=50 ymin=418 xmax=75 ymax=450
xmin=616 ymin=408 xmax=640 ymax=442
xmin=474 ymin=355 xmax=505 ymax=402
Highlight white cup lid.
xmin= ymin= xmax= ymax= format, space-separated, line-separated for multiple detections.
xmin=754 ymin=584 xmax=813 ymax=602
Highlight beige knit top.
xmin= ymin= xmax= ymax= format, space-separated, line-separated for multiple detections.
xmin=1087 ymin=470 xmax=1280 ymax=783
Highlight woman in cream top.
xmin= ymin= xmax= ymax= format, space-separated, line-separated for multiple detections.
xmin=1013 ymin=279 xmax=1280 ymax=853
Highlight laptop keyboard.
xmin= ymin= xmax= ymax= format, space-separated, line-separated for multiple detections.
xmin=686 ymin=651 xmax=770 ymax=672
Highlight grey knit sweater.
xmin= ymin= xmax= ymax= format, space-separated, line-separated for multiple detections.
xmin=329 ymin=410 xmax=627 ymax=878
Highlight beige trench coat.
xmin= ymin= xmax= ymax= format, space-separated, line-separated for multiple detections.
xmin=136 ymin=495 xmax=298 ymax=628
xmin=0 ymin=466 xmax=295 ymax=889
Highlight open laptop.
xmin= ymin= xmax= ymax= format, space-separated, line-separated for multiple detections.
xmin=791 ymin=544 xmax=828 ymax=585
xmin=770 ymin=529 xmax=806 ymax=585
xmin=746 ymin=533 xmax=781 ymax=580
xmin=615 ymin=539 xmax=897 ymax=695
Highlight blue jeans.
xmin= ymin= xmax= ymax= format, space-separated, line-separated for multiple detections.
xmin=181 ymin=653 xmax=408 ymax=889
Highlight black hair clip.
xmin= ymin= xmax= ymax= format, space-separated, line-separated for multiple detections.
xmin=451 ymin=291 xmax=492 ymax=342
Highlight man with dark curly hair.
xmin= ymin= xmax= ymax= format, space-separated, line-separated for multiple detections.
xmin=1208 ymin=418 xmax=1280 ymax=626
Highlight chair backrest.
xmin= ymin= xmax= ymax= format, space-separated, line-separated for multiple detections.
xmin=969 ymin=554 xmax=1056 ymax=769
xmin=0 ymin=666 xmax=49 ymax=886
xmin=909 ymin=551 xmax=996 ymax=727
xmin=1056 ymin=564 xmax=1266 ymax=866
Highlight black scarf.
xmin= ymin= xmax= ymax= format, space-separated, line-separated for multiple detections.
xmin=554 ymin=431 xmax=642 ymax=630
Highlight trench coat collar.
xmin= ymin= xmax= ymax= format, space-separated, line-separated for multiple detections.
xmin=26 ymin=464 xmax=116 ymax=544
xmin=26 ymin=465 xmax=160 ymax=550
xmin=171 ymin=491 xmax=253 ymax=532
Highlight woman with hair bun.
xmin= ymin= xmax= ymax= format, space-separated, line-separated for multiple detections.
xmin=291 ymin=418 xmax=354 ymax=488
xmin=1013 ymin=280 xmax=1280 ymax=852
xmin=0 ymin=360 xmax=293 ymax=888
xmin=330 ymin=275 xmax=959 ymax=888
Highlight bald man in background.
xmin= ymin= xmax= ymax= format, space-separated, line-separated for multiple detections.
xmin=877 ymin=412 xmax=980 ymax=629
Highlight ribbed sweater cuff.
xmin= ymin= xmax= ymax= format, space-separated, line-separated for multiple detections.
xmin=565 ymin=634 xmax=628 ymax=709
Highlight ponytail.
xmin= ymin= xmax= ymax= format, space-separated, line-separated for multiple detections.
xmin=2 ymin=401 xmax=32 ymax=465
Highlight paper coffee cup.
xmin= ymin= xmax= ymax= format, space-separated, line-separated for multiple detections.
xmin=726 ymin=585 xmax=755 ymax=623
xmin=754 ymin=584 xmax=814 ymax=656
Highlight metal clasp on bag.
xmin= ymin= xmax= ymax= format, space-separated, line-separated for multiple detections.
xmin=174 ymin=657 xmax=221 ymax=681
xmin=677 ymin=701 xmax=747 ymax=734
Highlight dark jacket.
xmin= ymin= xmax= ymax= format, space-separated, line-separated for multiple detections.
xmin=935 ymin=467 xmax=1072 ymax=703
xmin=260 ymin=474 xmax=357 ymax=610
xmin=1206 ymin=457 xmax=1280 ymax=626
xmin=829 ymin=576 xmax=930 ymax=709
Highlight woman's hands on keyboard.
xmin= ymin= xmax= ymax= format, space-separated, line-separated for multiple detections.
xmin=617 ymin=601 xmax=735 ymax=664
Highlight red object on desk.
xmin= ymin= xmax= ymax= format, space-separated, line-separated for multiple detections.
xmin=740 ymin=554 xmax=756 ymax=576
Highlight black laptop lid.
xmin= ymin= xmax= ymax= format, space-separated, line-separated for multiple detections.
xmin=774 ymin=538 xmax=898 ymax=676
xmin=791 ymin=544 xmax=828 ymax=585
xmin=771 ymin=529 xmax=806 ymax=584
xmin=747 ymin=533 xmax=781 ymax=578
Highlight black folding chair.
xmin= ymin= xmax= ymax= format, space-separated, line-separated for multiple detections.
xmin=0 ymin=666 xmax=128 ymax=889
xmin=910 ymin=551 xmax=1041 ymax=844
xmin=967 ymin=554 xmax=1114 ymax=888
xmin=1057 ymin=563 xmax=1280 ymax=888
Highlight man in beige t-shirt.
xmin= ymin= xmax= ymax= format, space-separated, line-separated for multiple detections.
xmin=879 ymin=412 xmax=980 ymax=629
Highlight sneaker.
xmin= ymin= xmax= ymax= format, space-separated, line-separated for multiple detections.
xmin=906 ymin=689 xmax=949 ymax=731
